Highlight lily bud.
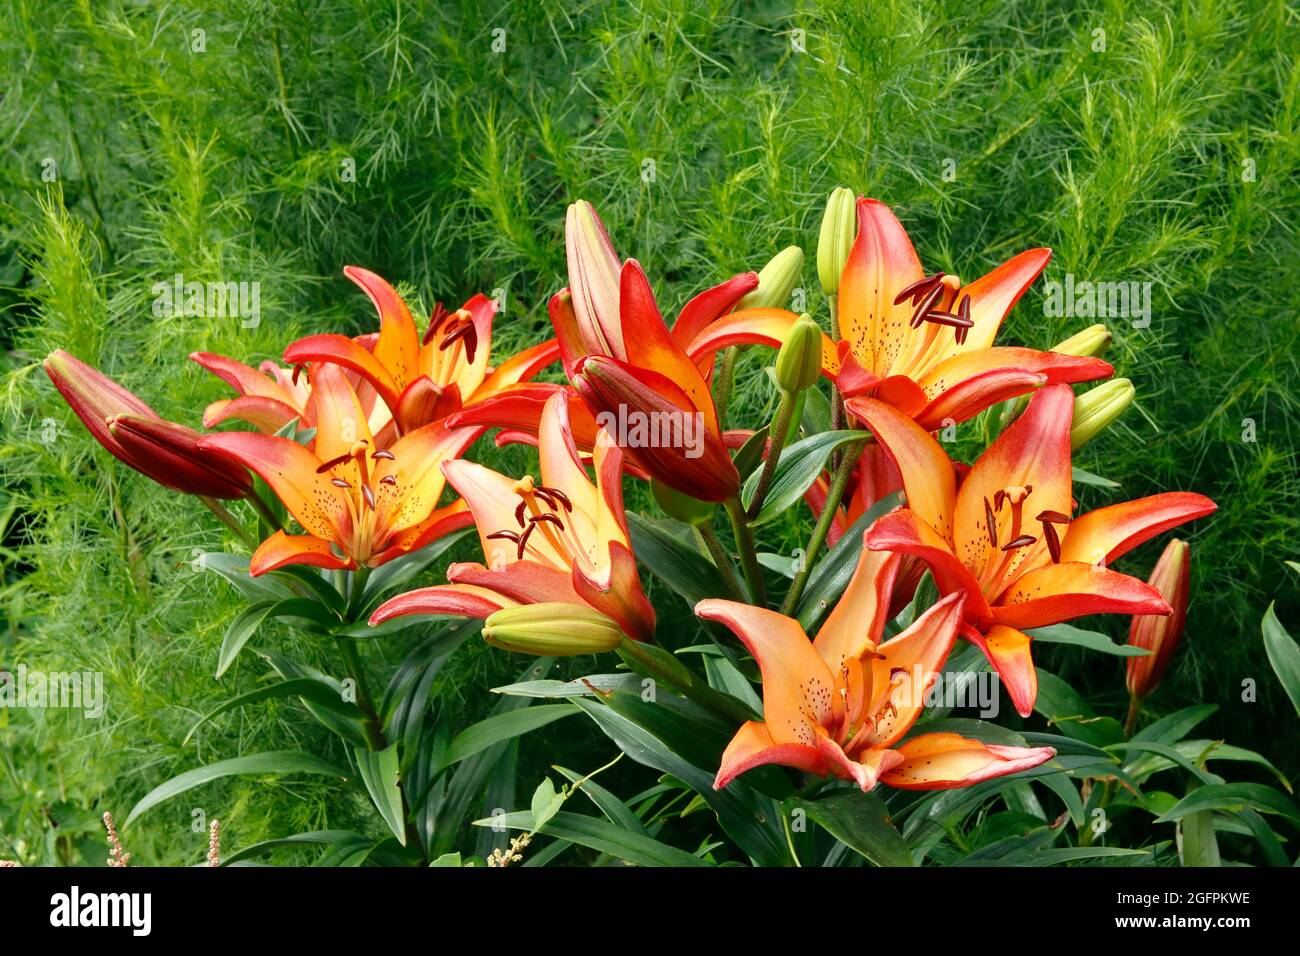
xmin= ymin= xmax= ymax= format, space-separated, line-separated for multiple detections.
xmin=737 ymin=246 xmax=804 ymax=312
xmin=651 ymin=479 xmax=716 ymax=526
xmin=43 ymin=350 xmax=251 ymax=499
xmin=775 ymin=314 xmax=823 ymax=394
xmin=1126 ymin=539 xmax=1190 ymax=698
xmin=482 ymin=603 xmax=624 ymax=656
xmin=817 ymin=187 xmax=856 ymax=296
xmin=1070 ymin=378 xmax=1134 ymax=450
xmin=1054 ymin=323 xmax=1112 ymax=359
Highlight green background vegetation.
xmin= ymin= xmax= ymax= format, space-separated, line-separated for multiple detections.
xmin=1 ymin=0 xmax=1296 ymax=864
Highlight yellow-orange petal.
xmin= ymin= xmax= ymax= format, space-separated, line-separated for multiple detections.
xmin=249 ymin=530 xmax=354 ymax=575
xmin=715 ymin=720 xmax=827 ymax=790
xmin=879 ymin=731 xmax=1055 ymax=789
xmin=695 ymin=599 xmax=834 ymax=747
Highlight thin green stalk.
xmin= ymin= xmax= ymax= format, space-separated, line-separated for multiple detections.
xmin=779 ymin=437 xmax=866 ymax=616
xmin=695 ymin=521 xmax=745 ymax=601
xmin=247 ymin=491 xmax=283 ymax=532
xmin=782 ymin=811 xmax=803 ymax=867
xmin=724 ymin=496 xmax=766 ymax=606
xmin=714 ymin=345 xmax=740 ymax=427
xmin=1123 ymin=694 xmax=1143 ymax=739
xmin=617 ymin=638 xmax=755 ymax=725
xmin=746 ymin=388 xmax=797 ymax=520
xmin=199 ymin=496 xmax=256 ymax=549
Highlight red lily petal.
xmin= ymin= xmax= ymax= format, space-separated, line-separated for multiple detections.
xmin=108 ymin=415 xmax=253 ymax=499
xmin=202 ymin=395 xmax=302 ymax=433
xmin=448 ymin=561 xmax=584 ymax=606
xmin=574 ymin=355 xmax=738 ymax=502
xmin=962 ymin=623 xmax=1038 ymax=718
xmin=954 ymin=383 xmax=1074 ymax=585
xmin=343 ymin=265 xmax=420 ymax=392
xmin=683 ymin=307 xmax=840 ymax=379
xmin=573 ymin=541 xmax=657 ymax=643
xmin=369 ymin=499 xmax=474 ymax=566
xmin=715 ymin=721 xmax=828 ymax=790
xmin=815 ymin=731 xmax=905 ymax=791
xmin=867 ymin=510 xmax=993 ymax=623
xmin=838 ymin=198 xmax=925 ymax=376
xmin=369 ymin=583 xmax=517 ymax=625
xmin=880 ymin=732 xmax=1055 ymax=789
xmin=474 ymin=338 xmax=561 ymax=398
xmin=1059 ymin=492 xmax=1217 ymax=566
xmin=249 ymin=530 xmax=354 ymax=576
xmin=992 ymin=561 xmax=1171 ymax=629
xmin=947 ymin=248 xmax=1052 ymax=354
xmin=845 ymin=396 xmax=956 ymax=539
xmin=284 ymin=332 xmax=402 ymax=412
xmin=198 ymin=431 xmax=351 ymax=542
xmin=671 ymin=271 xmax=759 ymax=369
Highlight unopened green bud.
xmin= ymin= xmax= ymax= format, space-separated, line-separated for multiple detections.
xmin=651 ymin=478 xmax=716 ymax=526
xmin=1053 ymin=324 xmax=1112 ymax=358
xmin=738 ymin=245 xmax=804 ymax=311
xmin=817 ymin=187 xmax=856 ymax=296
xmin=1071 ymin=379 xmax=1134 ymax=449
xmin=775 ymin=315 xmax=823 ymax=394
xmin=482 ymin=603 xmax=624 ymax=656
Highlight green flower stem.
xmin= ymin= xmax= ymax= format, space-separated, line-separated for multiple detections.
xmin=199 ymin=496 xmax=256 ymax=549
xmin=1123 ymin=694 xmax=1142 ymax=739
xmin=1083 ymin=695 xmax=1144 ymax=847
xmin=336 ymin=628 xmax=423 ymax=856
xmin=616 ymin=637 xmax=755 ymax=725
xmin=779 ymin=437 xmax=866 ymax=616
xmin=714 ymin=345 xmax=740 ymax=427
xmin=724 ymin=496 xmax=766 ymax=606
xmin=695 ymin=520 xmax=746 ymax=602
xmin=244 ymin=490 xmax=284 ymax=533
xmin=746 ymin=387 xmax=797 ymax=520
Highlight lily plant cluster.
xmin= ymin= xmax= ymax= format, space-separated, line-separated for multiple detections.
xmin=44 ymin=192 xmax=1227 ymax=866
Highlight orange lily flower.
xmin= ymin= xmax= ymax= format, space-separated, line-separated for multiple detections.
xmin=697 ymin=544 xmax=1056 ymax=791
xmin=369 ymin=391 xmax=655 ymax=642
xmin=190 ymin=351 xmax=319 ymax=435
xmin=689 ymin=197 xmax=1112 ymax=430
xmin=552 ymin=201 xmax=772 ymax=501
xmin=283 ymin=266 xmax=559 ymax=434
xmin=851 ymin=383 xmax=1217 ymax=716
xmin=197 ymin=363 xmax=481 ymax=574
xmin=43 ymin=350 xmax=252 ymax=500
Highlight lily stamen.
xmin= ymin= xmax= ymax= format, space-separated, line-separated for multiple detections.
xmin=893 ymin=272 xmax=946 ymax=306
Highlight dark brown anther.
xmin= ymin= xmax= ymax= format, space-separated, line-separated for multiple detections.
xmin=922 ymin=310 xmax=975 ymax=329
xmin=487 ymin=529 xmax=521 ymax=543
xmin=438 ymin=320 xmax=479 ymax=365
xmin=910 ymin=282 xmax=944 ymax=329
xmin=1041 ymin=520 xmax=1061 ymax=563
xmin=316 ymin=452 xmax=353 ymax=474
xmin=371 ymin=449 xmax=395 ymax=461
xmin=515 ymin=521 xmax=536 ymax=559
xmin=331 ymin=478 xmax=351 ymax=488
xmin=514 ymin=499 xmax=528 ymax=527
xmin=1001 ymin=534 xmax=1037 ymax=552
xmin=530 ymin=513 xmax=564 ymax=530
xmin=536 ymin=485 xmax=572 ymax=512
xmin=380 ymin=475 xmax=397 ymax=486
xmin=361 ymin=485 xmax=376 ymax=511
xmin=1036 ymin=510 xmax=1070 ymax=524
xmin=292 ymin=363 xmax=306 ymax=385
xmin=983 ymin=496 xmax=998 ymax=549
xmin=893 ymin=272 xmax=945 ymax=306
xmin=423 ymin=302 xmax=450 ymax=344
xmin=993 ymin=489 xmax=1008 ymax=512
